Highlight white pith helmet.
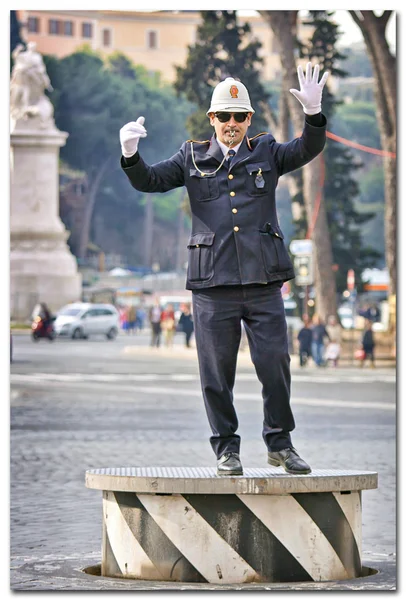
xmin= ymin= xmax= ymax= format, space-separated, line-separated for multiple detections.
xmin=206 ymin=77 xmax=255 ymax=115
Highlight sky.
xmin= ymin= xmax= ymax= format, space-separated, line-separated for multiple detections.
xmin=326 ymin=10 xmax=396 ymax=49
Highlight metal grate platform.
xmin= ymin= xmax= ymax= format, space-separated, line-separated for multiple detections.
xmin=86 ymin=467 xmax=377 ymax=495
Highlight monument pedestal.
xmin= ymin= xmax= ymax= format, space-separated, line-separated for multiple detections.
xmin=10 ymin=120 xmax=82 ymax=320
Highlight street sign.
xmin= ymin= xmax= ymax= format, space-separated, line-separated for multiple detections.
xmin=289 ymin=239 xmax=313 ymax=256
xmin=294 ymin=254 xmax=314 ymax=286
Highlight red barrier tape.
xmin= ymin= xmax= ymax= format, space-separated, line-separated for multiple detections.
xmin=305 ymin=130 xmax=396 ymax=239
xmin=326 ymin=130 xmax=396 ymax=158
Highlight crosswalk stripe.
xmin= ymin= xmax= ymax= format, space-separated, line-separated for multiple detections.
xmin=10 ymin=376 xmax=395 ymax=411
xmin=9 ymin=372 xmax=395 ymax=384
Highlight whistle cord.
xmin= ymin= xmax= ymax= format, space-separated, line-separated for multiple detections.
xmin=191 ymin=132 xmax=237 ymax=177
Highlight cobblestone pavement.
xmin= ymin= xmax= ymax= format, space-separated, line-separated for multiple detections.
xmin=9 ymin=333 xmax=396 ymax=590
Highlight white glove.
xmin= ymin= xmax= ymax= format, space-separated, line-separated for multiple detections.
xmin=120 ymin=116 xmax=147 ymax=158
xmin=289 ymin=62 xmax=329 ymax=116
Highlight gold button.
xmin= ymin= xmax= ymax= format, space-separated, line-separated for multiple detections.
xmin=228 ymin=174 xmax=234 ymax=180
xmin=196 ymin=244 xmax=199 ymax=248
xmin=230 ymin=191 xmax=236 ymax=197
xmin=232 ymin=208 xmax=238 ymax=214
xmin=234 ymin=226 xmax=239 ymax=232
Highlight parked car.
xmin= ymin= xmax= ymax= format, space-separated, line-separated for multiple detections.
xmin=54 ymin=303 xmax=119 ymax=339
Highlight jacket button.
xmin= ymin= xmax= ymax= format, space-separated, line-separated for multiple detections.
xmin=228 ymin=174 xmax=234 ymax=180
xmin=196 ymin=244 xmax=200 ymax=248
xmin=230 ymin=191 xmax=236 ymax=197
xmin=234 ymin=226 xmax=239 ymax=232
xmin=232 ymin=208 xmax=238 ymax=214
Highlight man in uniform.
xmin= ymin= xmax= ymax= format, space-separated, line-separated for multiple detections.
xmin=120 ymin=62 xmax=328 ymax=476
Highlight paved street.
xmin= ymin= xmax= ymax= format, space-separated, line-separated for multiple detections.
xmin=9 ymin=331 xmax=396 ymax=590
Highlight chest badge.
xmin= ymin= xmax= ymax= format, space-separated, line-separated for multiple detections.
xmin=255 ymin=167 xmax=265 ymax=189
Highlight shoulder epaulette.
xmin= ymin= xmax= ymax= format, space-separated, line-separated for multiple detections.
xmin=249 ymin=132 xmax=269 ymax=141
xmin=186 ymin=139 xmax=210 ymax=144
xmin=247 ymin=132 xmax=269 ymax=150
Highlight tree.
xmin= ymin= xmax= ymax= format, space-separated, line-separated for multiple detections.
xmin=174 ymin=10 xmax=272 ymax=140
xmin=45 ymin=51 xmax=134 ymax=258
xmin=358 ymin=166 xmax=385 ymax=205
xmin=44 ymin=50 xmax=191 ymax=262
xmin=259 ymin=10 xmax=337 ymax=320
xmin=301 ymin=11 xmax=380 ymax=293
xmin=349 ymin=11 xmax=396 ymax=295
xmin=339 ymin=43 xmax=374 ymax=77
xmin=332 ymin=102 xmax=381 ymax=150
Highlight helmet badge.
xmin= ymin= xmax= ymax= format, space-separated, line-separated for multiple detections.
xmin=230 ymin=85 xmax=239 ymax=98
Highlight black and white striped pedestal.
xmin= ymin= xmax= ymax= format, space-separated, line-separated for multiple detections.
xmin=86 ymin=467 xmax=377 ymax=584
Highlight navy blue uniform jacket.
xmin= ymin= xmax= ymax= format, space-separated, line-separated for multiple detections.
xmin=121 ymin=117 xmax=326 ymax=290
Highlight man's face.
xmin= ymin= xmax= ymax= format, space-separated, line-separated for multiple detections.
xmin=209 ymin=112 xmax=252 ymax=147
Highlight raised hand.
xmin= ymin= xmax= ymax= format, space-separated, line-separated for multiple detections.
xmin=120 ymin=116 xmax=147 ymax=158
xmin=289 ymin=62 xmax=329 ymax=116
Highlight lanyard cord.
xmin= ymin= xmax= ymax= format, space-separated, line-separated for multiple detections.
xmin=191 ymin=136 xmax=236 ymax=177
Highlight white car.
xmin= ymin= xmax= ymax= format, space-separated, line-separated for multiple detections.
xmin=54 ymin=302 xmax=119 ymax=339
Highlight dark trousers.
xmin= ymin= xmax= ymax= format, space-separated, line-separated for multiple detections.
xmin=192 ymin=284 xmax=294 ymax=458
xmin=299 ymin=348 xmax=311 ymax=367
xmin=150 ymin=323 xmax=161 ymax=347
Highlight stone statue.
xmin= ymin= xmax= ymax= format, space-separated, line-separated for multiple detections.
xmin=10 ymin=42 xmax=54 ymax=126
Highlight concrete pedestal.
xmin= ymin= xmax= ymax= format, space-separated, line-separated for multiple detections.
xmin=86 ymin=466 xmax=378 ymax=584
xmin=10 ymin=118 xmax=82 ymax=320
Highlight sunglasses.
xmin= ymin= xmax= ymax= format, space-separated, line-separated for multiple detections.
xmin=214 ymin=112 xmax=249 ymax=123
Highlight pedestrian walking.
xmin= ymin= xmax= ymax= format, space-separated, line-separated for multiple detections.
xmin=118 ymin=305 xmax=128 ymax=333
xmin=297 ymin=320 xmax=312 ymax=367
xmin=178 ymin=304 xmax=194 ymax=348
xmin=136 ymin=306 xmax=146 ymax=332
xmin=325 ymin=315 xmax=342 ymax=367
xmin=311 ymin=314 xmax=330 ymax=367
xmin=120 ymin=62 xmax=328 ymax=476
xmin=360 ymin=320 xmax=376 ymax=368
xmin=149 ymin=301 xmax=163 ymax=348
xmin=126 ymin=305 xmax=137 ymax=334
xmin=161 ymin=303 xmax=176 ymax=348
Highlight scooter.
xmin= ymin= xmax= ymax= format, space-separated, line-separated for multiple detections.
xmin=31 ymin=316 xmax=56 ymax=341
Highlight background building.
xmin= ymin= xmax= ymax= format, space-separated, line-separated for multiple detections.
xmin=16 ymin=9 xmax=312 ymax=83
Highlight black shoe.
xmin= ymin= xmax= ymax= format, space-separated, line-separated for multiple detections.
xmin=268 ymin=448 xmax=311 ymax=474
xmin=217 ymin=452 xmax=243 ymax=476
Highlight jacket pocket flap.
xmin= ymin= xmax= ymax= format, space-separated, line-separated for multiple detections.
xmin=259 ymin=223 xmax=285 ymax=239
xmin=245 ymin=161 xmax=272 ymax=175
xmin=188 ymin=232 xmax=215 ymax=247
